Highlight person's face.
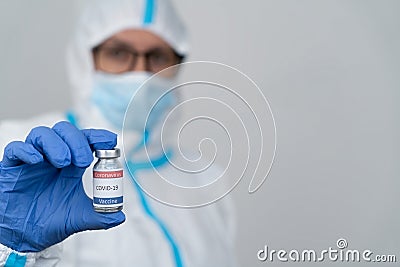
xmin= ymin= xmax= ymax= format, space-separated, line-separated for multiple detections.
xmin=92 ymin=29 xmax=182 ymax=75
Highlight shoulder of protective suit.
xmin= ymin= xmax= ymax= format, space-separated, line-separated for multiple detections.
xmin=0 ymin=112 xmax=65 ymax=159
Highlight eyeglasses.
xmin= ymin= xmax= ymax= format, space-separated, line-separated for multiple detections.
xmin=93 ymin=44 xmax=183 ymax=74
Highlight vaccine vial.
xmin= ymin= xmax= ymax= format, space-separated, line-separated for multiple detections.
xmin=93 ymin=148 xmax=123 ymax=213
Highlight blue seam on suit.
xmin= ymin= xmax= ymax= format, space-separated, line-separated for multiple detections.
xmin=143 ymin=0 xmax=155 ymax=25
xmin=5 ymin=252 xmax=27 ymax=267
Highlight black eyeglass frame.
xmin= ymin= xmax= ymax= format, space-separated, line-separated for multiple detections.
xmin=92 ymin=44 xmax=185 ymax=74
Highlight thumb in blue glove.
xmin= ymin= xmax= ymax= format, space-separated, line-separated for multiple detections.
xmin=0 ymin=121 xmax=125 ymax=252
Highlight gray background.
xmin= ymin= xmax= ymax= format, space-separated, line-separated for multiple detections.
xmin=1 ymin=0 xmax=399 ymax=266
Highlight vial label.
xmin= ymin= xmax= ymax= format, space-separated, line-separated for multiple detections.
xmin=93 ymin=169 xmax=123 ymax=208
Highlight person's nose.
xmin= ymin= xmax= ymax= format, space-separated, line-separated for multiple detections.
xmin=132 ymin=55 xmax=147 ymax=72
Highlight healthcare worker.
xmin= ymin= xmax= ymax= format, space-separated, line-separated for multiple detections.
xmin=0 ymin=0 xmax=237 ymax=266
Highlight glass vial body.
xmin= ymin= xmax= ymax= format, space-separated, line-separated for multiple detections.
xmin=93 ymin=148 xmax=123 ymax=213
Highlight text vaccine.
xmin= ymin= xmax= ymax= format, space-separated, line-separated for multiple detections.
xmin=93 ymin=148 xmax=124 ymax=212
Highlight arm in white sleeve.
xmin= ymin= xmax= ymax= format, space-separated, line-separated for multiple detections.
xmin=0 ymin=243 xmax=62 ymax=267
xmin=218 ymin=196 xmax=239 ymax=267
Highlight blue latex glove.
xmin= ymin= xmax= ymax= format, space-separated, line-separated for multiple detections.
xmin=0 ymin=121 xmax=125 ymax=252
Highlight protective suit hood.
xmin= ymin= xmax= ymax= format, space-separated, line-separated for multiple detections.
xmin=66 ymin=0 xmax=188 ymax=132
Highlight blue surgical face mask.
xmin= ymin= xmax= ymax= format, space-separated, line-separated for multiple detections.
xmin=91 ymin=71 xmax=176 ymax=132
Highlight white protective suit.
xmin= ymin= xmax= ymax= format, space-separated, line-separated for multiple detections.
xmin=0 ymin=0 xmax=237 ymax=266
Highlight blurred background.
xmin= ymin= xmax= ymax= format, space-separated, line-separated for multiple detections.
xmin=1 ymin=0 xmax=399 ymax=265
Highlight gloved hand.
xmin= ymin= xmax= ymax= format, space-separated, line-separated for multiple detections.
xmin=0 ymin=121 xmax=125 ymax=252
